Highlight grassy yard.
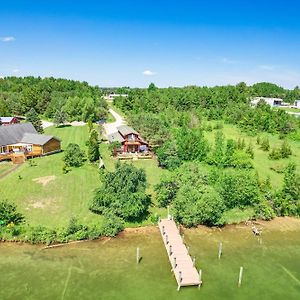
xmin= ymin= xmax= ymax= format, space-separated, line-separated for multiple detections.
xmin=0 ymin=162 xmax=14 ymax=176
xmin=203 ymin=122 xmax=300 ymax=188
xmin=0 ymin=124 xmax=168 ymax=229
xmin=0 ymin=125 xmax=102 ymax=228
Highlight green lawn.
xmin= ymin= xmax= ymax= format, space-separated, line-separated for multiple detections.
xmin=0 ymin=124 xmax=168 ymax=229
xmin=0 ymin=125 xmax=102 ymax=228
xmin=277 ymin=107 xmax=300 ymax=113
xmin=0 ymin=162 xmax=14 ymax=176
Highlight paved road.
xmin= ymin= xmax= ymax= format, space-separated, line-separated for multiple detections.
xmin=103 ymin=108 xmax=126 ymax=137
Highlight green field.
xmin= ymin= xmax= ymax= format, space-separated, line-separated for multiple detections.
xmin=203 ymin=122 xmax=300 ymax=188
xmin=0 ymin=162 xmax=14 ymax=176
xmin=0 ymin=125 xmax=168 ymax=229
xmin=0 ymin=126 xmax=101 ymax=228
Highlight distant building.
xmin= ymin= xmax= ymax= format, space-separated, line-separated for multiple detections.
xmin=107 ymin=125 xmax=148 ymax=154
xmin=250 ymin=97 xmax=283 ymax=107
xmin=0 ymin=123 xmax=61 ymax=163
xmin=0 ymin=116 xmax=19 ymax=126
xmin=294 ymin=100 xmax=300 ymax=108
xmin=103 ymin=93 xmax=128 ymax=101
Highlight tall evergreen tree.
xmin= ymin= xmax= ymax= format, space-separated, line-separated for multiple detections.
xmin=88 ymin=129 xmax=100 ymax=162
xmin=26 ymin=108 xmax=44 ymax=133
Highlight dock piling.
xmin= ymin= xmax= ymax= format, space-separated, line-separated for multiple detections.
xmin=218 ymin=242 xmax=223 ymax=259
xmin=238 ymin=266 xmax=243 ymax=287
xmin=136 ymin=247 xmax=140 ymax=264
xmin=198 ymin=269 xmax=202 ymax=289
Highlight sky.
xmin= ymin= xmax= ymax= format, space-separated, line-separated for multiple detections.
xmin=1 ymin=0 xmax=300 ymax=88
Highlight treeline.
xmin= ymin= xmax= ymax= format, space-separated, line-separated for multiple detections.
xmin=0 ymin=76 xmax=108 ymax=121
xmin=115 ymin=82 xmax=300 ymax=141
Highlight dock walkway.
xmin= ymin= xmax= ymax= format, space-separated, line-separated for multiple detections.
xmin=158 ymin=218 xmax=201 ymax=290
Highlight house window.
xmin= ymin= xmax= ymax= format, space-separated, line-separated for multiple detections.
xmin=26 ymin=145 xmax=33 ymax=152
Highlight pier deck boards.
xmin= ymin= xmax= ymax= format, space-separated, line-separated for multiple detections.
xmin=158 ymin=219 xmax=200 ymax=289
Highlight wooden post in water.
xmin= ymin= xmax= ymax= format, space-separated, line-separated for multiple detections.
xmin=165 ymin=234 xmax=169 ymax=244
xmin=177 ymin=271 xmax=182 ymax=291
xmin=238 ymin=266 xmax=243 ymax=287
xmin=198 ymin=269 xmax=202 ymax=289
xmin=169 ymin=244 xmax=172 ymax=256
xmin=173 ymin=256 xmax=176 ymax=268
xmin=162 ymin=225 xmax=165 ymax=235
xmin=136 ymin=247 xmax=140 ymax=264
xmin=218 ymin=242 xmax=223 ymax=259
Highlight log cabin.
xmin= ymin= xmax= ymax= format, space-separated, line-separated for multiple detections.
xmin=0 ymin=123 xmax=61 ymax=163
xmin=0 ymin=116 xmax=19 ymax=126
xmin=107 ymin=125 xmax=148 ymax=153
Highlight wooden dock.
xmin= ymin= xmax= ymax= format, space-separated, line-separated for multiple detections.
xmin=158 ymin=218 xmax=201 ymax=290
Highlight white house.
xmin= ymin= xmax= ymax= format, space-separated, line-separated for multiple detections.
xmin=294 ymin=100 xmax=300 ymax=108
xmin=103 ymin=93 xmax=128 ymax=101
xmin=251 ymin=97 xmax=283 ymax=107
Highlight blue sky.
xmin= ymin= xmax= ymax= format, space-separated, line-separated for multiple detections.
xmin=1 ymin=0 xmax=300 ymax=88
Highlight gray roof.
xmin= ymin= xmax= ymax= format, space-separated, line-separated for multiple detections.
xmin=117 ymin=125 xmax=138 ymax=136
xmin=0 ymin=123 xmax=37 ymax=146
xmin=107 ymin=131 xmax=125 ymax=143
xmin=20 ymin=133 xmax=59 ymax=145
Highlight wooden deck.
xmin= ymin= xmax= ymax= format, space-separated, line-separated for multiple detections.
xmin=158 ymin=218 xmax=201 ymax=290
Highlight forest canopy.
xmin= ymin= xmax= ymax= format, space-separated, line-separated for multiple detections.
xmin=0 ymin=76 xmax=108 ymax=121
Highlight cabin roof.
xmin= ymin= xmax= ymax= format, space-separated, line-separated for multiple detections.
xmin=20 ymin=133 xmax=60 ymax=145
xmin=0 ymin=123 xmax=37 ymax=146
xmin=117 ymin=125 xmax=138 ymax=136
xmin=0 ymin=117 xmax=15 ymax=123
xmin=107 ymin=131 xmax=124 ymax=143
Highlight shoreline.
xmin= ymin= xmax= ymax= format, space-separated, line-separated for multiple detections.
xmin=1 ymin=216 xmax=299 ymax=247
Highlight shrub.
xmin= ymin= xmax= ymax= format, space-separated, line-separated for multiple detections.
xmin=260 ymin=137 xmax=270 ymax=151
xmin=217 ymin=170 xmax=260 ymax=209
xmin=173 ymin=185 xmax=225 ymax=227
xmin=254 ymin=201 xmax=275 ymax=220
xmin=280 ymin=140 xmax=292 ymax=158
xmin=0 ymin=201 xmax=24 ymax=226
xmin=268 ymin=148 xmax=282 ymax=160
xmin=155 ymin=179 xmax=178 ymax=208
xmin=101 ymin=212 xmax=124 ymax=237
xmin=63 ymin=143 xmax=85 ymax=167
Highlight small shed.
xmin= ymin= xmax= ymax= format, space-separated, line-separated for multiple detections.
xmin=0 ymin=117 xmax=19 ymax=126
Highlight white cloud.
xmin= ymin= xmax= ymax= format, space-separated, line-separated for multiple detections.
xmin=259 ymin=65 xmax=275 ymax=71
xmin=143 ymin=70 xmax=156 ymax=76
xmin=0 ymin=36 xmax=15 ymax=42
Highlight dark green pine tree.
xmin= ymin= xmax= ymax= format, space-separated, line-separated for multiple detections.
xmin=88 ymin=129 xmax=100 ymax=162
xmin=26 ymin=108 xmax=44 ymax=133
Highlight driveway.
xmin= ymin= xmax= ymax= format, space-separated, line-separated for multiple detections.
xmin=42 ymin=120 xmax=54 ymax=129
xmin=103 ymin=108 xmax=126 ymax=137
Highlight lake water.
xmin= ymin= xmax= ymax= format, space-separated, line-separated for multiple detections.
xmin=1 ymin=220 xmax=300 ymax=300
